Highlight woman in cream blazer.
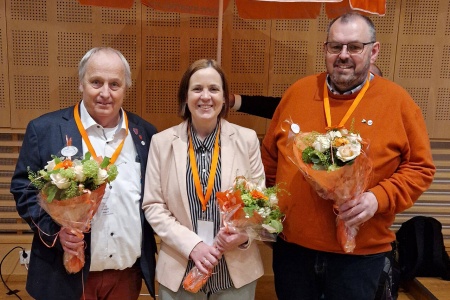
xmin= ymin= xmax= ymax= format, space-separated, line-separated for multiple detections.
xmin=142 ymin=59 xmax=264 ymax=299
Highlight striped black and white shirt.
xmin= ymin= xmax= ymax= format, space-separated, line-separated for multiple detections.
xmin=184 ymin=122 xmax=233 ymax=294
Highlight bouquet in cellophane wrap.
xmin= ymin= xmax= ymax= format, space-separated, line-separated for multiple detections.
xmin=28 ymin=150 xmax=118 ymax=273
xmin=182 ymin=176 xmax=285 ymax=293
xmin=285 ymin=120 xmax=372 ymax=253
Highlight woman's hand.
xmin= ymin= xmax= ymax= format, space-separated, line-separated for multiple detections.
xmin=189 ymin=242 xmax=222 ymax=274
xmin=215 ymin=227 xmax=249 ymax=253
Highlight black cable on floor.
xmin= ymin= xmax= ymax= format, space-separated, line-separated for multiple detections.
xmin=0 ymin=246 xmax=25 ymax=299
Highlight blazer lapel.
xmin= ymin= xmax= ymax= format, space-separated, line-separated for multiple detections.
xmin=220 ymin=120 xmax=239 ymax=191
xmin=172 ymin=122 xmax=191 ymax=219
xmin=60 ymin=106 xmax=83 ymax=154
xmin=128 ymin=123 xmax=149 ymax=166
xmin=220 ymin=120 xmax=235 ymax=191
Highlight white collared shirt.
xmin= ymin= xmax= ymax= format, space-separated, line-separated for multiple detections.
xmin=79 ymin=101 xmax=142 ymax=271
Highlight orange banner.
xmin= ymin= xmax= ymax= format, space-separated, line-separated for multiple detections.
xmin=326 ymin=0 xmax=385 ymax=18
xmin=350 ymin=0 xmax=385 ymax=16
xmin=141 ymin=0 xmax=232 ymax=16
xmin=236 ymin=0 xmax=321 ymax=19
xmin=78 ymin=0 xmax=134 ymax=9
xmin=79 ymin=0 xmax=385 ymax=19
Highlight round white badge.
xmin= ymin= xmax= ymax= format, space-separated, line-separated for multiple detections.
xmin=61 ymin=146 xmax=78 ymax=157
xmin=291 ymin=123 xmax=300 ymax=134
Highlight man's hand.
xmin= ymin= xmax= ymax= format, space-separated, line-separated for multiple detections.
xmin=338 ymin=191 xmax=378 ymax=227
xmin=59 ymin=227 xmax=84 ymax=255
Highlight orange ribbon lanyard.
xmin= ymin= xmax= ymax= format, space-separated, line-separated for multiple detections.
xmin=74 ymin=102 xmax=128 ymax=164
xmin=323 ymin=73 xmax=370 ymax=129
xmin=188 ymin=125 xmax=220 ymax=212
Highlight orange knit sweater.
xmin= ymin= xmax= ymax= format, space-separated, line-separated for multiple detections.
xmin=262 ymin=73 xmax=436 ymax=255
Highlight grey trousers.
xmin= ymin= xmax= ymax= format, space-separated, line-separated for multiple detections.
xmin=158 ymin=280 xmax=257 ymax=300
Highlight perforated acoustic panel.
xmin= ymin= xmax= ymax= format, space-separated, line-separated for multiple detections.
xmin=219 ymin=2 xmax=270 ymax=132
xmin=396 ymin=0 xmax=450 ymax=138
xmin=0 ymin=3 xmax=10 ymax=127
xmin=370 ymin=0 xmax=399 ymax=79
xmin=7 ymin=0 xmax=141 ymax=128
xmin=1 ymin=0 xmax=449 ymax=139
xmin=142 ymin=3 xmax=219 ymax=130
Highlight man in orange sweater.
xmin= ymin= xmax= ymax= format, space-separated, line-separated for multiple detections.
xmin=261 ymin=12 xmax=435 ymax=300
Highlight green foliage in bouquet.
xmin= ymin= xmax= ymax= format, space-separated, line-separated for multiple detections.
xmin=28 ymin=152 xmax=118 ymax=202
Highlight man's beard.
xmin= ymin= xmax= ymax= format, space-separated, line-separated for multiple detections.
xmin=330 ymin=72 xmax=357 ymax=93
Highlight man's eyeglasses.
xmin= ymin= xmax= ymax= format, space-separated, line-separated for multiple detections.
xmin=325 ymin=42 xmax=375 ymax=55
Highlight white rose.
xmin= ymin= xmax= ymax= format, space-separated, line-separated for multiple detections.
xmin=95 ymin=169 xmax=108 ymax=185
xmin=73 ymin=165 xmax=85 ymax=182
xmin=339 ymin=128 xmax=348 ymax=135
xmin=347 ymin=133 xmax=362 ymax=144
xmin=269 ymin=194 xmax=278 ymax=206
xmin=312 ymin=135 xmax=331 ymax=152
xmin=50 ymin=173 xmax=71 ymax=189
xmin=327 ymin=130 xmax=342 ymax=140
xmin=45 ymin=159 xmax=56 ymax=171
xmin=336 ymin=143 xmax=362 ymax=162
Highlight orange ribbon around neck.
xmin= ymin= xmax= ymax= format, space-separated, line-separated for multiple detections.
xmin=323 ymin=73 xmax=370 ymax=130
xmin=188 ymin=124 xmax=220 ymax=211
xmin=74 ymin=102 xmax=128 ymax=165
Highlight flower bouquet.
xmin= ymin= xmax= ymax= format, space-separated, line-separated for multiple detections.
xmin=287 ymin=122 xmax=372 ymax=253
xmin=182 ymin=176 xmax=285 ymax=293
xmin=28 ymin=151 xmax=118 ymax=273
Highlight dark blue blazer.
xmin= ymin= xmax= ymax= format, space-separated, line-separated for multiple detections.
xmin=10 ymin=105 xmax=157 ymax=300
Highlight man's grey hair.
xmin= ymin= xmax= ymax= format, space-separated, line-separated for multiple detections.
xmin=327 ymin=12 xmax=376 ymax=42
xmin=78 ymin=47 xmax=132 ymax=88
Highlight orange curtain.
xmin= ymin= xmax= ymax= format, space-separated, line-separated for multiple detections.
xmin=79 ymin=0 xmax=385 ymax=18
xmin=141 ymin=0 xmax=231 ymax=16
xmin=326 ymin=0 xmax=385 ymax=18
xmin=349 ymin=0 xmax=385 ymax=16
xmin=78 ymin=0 xmax=134 ymax=9
xmin=236 ymin=0 xmax=322 ymax=19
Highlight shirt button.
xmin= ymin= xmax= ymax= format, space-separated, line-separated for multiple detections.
xmin=109 ymin=255 xmax=113 ymax=258
xmin=110 ymin=232 xmax=114 ymax=236
xmin=202 ymin=169 xmax=206 ymax=172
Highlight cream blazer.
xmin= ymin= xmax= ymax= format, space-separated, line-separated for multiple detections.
xmin=142 ymin=119 xmax=265 ymax=292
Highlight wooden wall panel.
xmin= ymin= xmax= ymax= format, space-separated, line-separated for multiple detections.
xmin=396 ymin=0 xmax=450 ymax=139
xmin=0 ymin=2 xmax=10 ymax=128
xmin=0 ymin=0 xmax=448 ymax=139
xmin=223 ymin=2 xmax=271 ymax=135
xmin=142 ymin=6 xmax=203 ymax=130
xmin=6 ymin=0 xmax=141 ymax=129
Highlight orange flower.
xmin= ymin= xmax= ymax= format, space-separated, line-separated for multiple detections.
xmin=333 ymin=137 xmax=348 ymax=147
xmin=53 ymin=159 xmax=73 ymax=170
xmin=251 ymin=190 xmax=268 ymax=200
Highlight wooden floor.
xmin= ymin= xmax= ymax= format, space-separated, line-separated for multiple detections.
xmin=404 ymin=277 xmax=450 ymax=300
xmin=0 ymin=278 xmax=418 ymax=300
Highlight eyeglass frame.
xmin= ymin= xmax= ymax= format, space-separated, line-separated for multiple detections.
xmin=324 ymin=41 xmax=376 ymax=55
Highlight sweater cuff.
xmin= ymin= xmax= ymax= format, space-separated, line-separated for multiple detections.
xmin=369 ymin=185 xmax=389 ymax=214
